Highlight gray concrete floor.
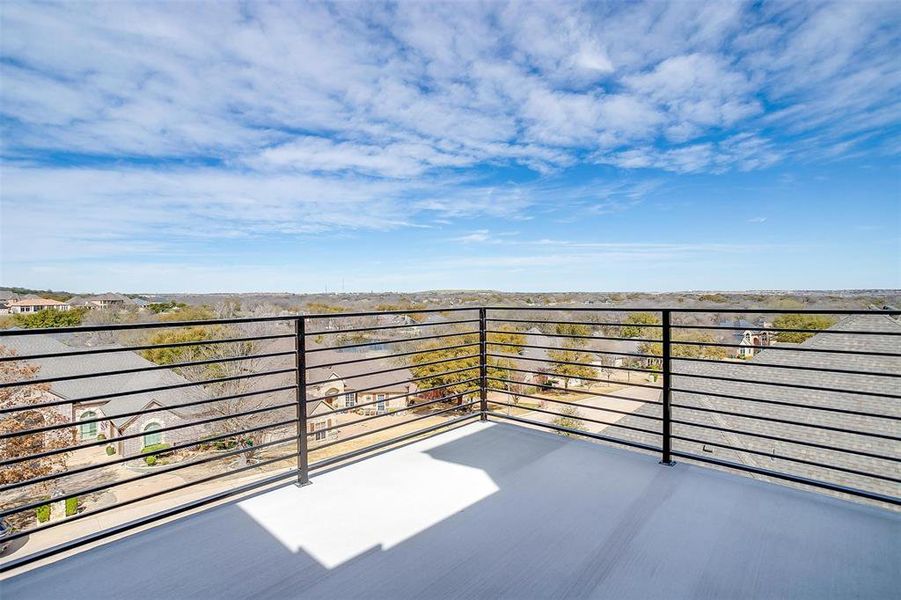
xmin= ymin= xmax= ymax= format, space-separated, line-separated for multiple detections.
xmin=3 ymin=421 xmax=899 ymax=600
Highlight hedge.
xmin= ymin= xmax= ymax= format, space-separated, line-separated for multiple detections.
xmin=65 ymin=497 xmax=78 ymax=516
xmin=141 ymin=442 xmax=171 ymax=466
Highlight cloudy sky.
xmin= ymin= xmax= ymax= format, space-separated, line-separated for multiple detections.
xmin=1 ymin=1 xmax=899 ymax=293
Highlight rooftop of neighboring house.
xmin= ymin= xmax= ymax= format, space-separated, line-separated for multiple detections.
xmin=306 ymin=347 xmax=417 ymax=394
xmin=614 ymin=313 xmax=901 ymax=500
xmin=0 ymin=335 xmax=209 ymax=428
xmin=7 ymin=297 xmax=67 ymax=307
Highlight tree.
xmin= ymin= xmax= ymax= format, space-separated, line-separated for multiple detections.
xmin=12 ymin=308 xmax=88 ymax=329
xmin=555 ymin=322 xmax=591 ymax=339
xmin=141 ymin=323 xmax=280 ymax=463
xmin=407 ymin=332 xmax=517 ymax=402
xmin=638 ymin=332 xmax=730 ymax=360
xmin=771 ymin=314 xmax=836 ymax=343
xmin=0 ymin=347 xmax=73 ymax=527
xmin=620 ymin=312 xmax=661 ymax=338
xmin=552 ymin=405 xmax=586 ymax=436
xmin=546 ymin=349 xmax=596 ymax=389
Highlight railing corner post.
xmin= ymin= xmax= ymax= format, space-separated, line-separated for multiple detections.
xmin=660 ymin=309 xmax=674 ymax=466
xmin=479 ymin=307 xmax=488 ymax=421
xmin=295 ymin=316 xmax=311 ymax=486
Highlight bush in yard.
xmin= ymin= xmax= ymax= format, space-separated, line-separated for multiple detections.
xmin=96 ymin=433 xmax=105 ymax=441
xmin=35 ymin=504 xmax=51 ymax=523
xmin=65 ymin=497 xmax=78 ymax=516
xmin=141 ymin=442 xmax=170 ymax=466
xmin=106 ymin=445 xmax=116 ymax=455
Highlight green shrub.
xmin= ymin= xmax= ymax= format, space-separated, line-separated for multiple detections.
xmin=35 ymin=504 xmax=51 ymax=523
xmin=141 ymin=442 xmax=170 ymax=466
xmin=96 ymin=433 xmax=106 ymax=441
xmin=65 ymin=497 xmax=78 ymax=516
xmin=106 ymin=445 xmax=116 ymax=455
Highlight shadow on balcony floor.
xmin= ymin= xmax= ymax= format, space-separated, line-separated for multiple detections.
xmin=3 ymin=421 xmax=899 ymax=600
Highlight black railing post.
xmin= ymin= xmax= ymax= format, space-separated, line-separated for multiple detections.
xmin=660 ymin=309 xmax=674 ymax=465
xmin=295 ymin=316 xmax=310 ymax=486
xmin=479 ymin=307 xmax=488 ymax=421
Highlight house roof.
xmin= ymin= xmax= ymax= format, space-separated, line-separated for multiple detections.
xmin=307 ymin=348 xmax=416 ymax=393
xmin=88 ymin=293 xmax=134 ymax=303
xmin=9 ymin=298 xmax=66 ymax=307
xmin=614 ymin=314 xmax=901 ymax=499
xmin=0 ymin=335 xmax=209 ymax=427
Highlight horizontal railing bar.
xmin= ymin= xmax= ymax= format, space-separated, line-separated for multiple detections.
xmin=487 ymin=317 xmax=663 ymax=328
xmin=0 ymin=350 xmax=295 ymax=390
xmin=312 ymin=365 xmax=479 ymax=404
xmin=306 ymin=342 xmax=478 ymax=369
xmin=486 ymin=387 xmax=663 ymax=424
xmin=1 ymin=384 xmax=297 ymax=440
xmin=0 ymin=453 xmax=304 ymax=571
xmin=670 ymin=449 xmax=901 ymax=506
xmin=0 ymin=315 xmax=297 ymax=336
xmin=306 ymin=353 xmax=480 ymax=387
xmin=314 ymin=379 xmax=480 ymax=417
xmin=671 ymin=387 xmax=901 ymax=421
xmin=672 ymin=371 xmax=901 ymax=399
xmin=0 ymin=367 xmax=296 ymax=414
xmin=487 ymin=376 xmax=663 ymax=407
xmin=487 ymin=411 xmax=662 ymax=453
xmin=0 ymin=423 xmax=299 ymax=516
xmin=311 ymin=389 xmax=478 ymax=436
xmin=487 ymin=352 xmax=657 ymax=375
xmin=309 ymin=414 xmax=479 ymax=471
xmin=0 ymin=333 xmax=295 ymax=363
xmin=487 ymin=307 xmax=901 ymax=315
xmin=671 ymin=355 xmax=901 ymax=378
xmin=670 ymin=323 xmax=901 ymax=336
xmin=486 ymin=330 xmax=662 ymax=346
xmin=487 ymin=398 xmax=660 ymax=436
xmin=487 ymin=339 xmax=656 ymax=360
xmin=496 ymin=365 xmax=663 ymax=391
xmin=670 ymin=403 xmax=901 ymax=441
xmin=304 ymin=307 xmax=475 ymax=319
xmin=670 ymin=339 xmax=901 ymax=357
xmin=0 ymin=402 xmax=297 ymax=468
xmin=306 ymin=318 xmax=480 ymax=336
xmin=670 ymin=418 xmax=901 ymax=463
xmin=1 ymin=448 xmax=297 ymax=546
xmin=307 ymin=330 xmax=478 ymax=353
xmin=311 ymin=401 xmax=479 ymax=452
xmin=671 ymin=434 xmax=901 ymax=484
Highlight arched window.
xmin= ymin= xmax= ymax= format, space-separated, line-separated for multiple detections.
xmin=142 ymin=422 xmax=162 ymax=447
xmin=79 ymin=411 xmax=98 ymax=440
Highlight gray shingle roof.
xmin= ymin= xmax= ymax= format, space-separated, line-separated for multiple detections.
xmin=613 ymin=314 xmax=901 ymax=501
xmin=0 ymin=335 xmax=208 ymax=427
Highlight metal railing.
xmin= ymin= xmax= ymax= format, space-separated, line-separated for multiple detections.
xmin=0 ymin=305 xmax=898 ymax=572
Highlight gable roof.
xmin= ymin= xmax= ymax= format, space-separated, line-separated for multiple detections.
xmin=613 ymin=314 xmax=901 ymax=500
xmin=9 ymin=298 xmax=66 ymax=307
xmin=0 ymin=335 xmax=209 ymax=428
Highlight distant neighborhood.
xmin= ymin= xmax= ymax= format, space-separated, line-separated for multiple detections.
xmin=0 ymin=291 xmax=147 ymax=314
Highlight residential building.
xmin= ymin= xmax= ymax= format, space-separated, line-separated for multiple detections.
xmin=307 ymin=348 xmax=417 ymax=415
xmin=614 ymin=314 xmax=901 ymax=500
xmin=7 ymin=298 xmax=71 ymax=314
xmin=0 ymin=335 xmax=209 ymax=456
xmin=68 ymin=293 xmax=135 ymax=310
xmin=719 ymin=319 xmax=773 ymax=357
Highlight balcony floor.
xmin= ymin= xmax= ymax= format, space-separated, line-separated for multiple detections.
xmin=4 ymin=421 xmax=899 ymax=600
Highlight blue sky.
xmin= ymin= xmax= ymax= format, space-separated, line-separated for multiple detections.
xmin=0 ymin=1 xmax=899 ymax=293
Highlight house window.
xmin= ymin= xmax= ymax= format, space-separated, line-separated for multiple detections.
xmin=376 ymin=394 xmax=387 ymax=414
xmin=344 ymin=392 xmax=356 ymax=408
xmin=142 ymin=422 xmax=162 ymax=447
xmin=79 ymin=411 xmax=98 ymax=440
xmin=313 ymin=422 xmax=327 ymax=441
